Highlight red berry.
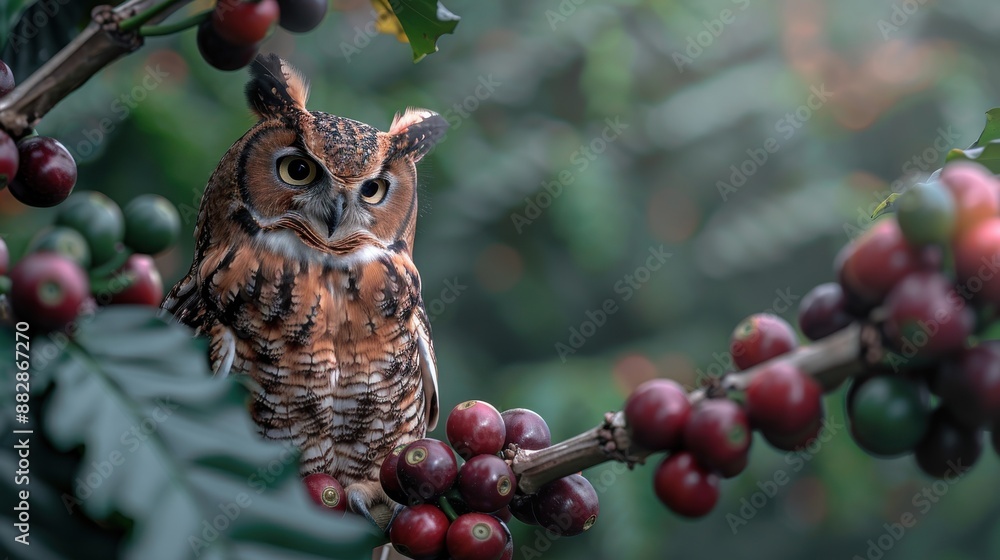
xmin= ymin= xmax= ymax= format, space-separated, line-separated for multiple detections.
xmin=683 ymin=398 xmax=751 ymax=471
xmin=729 ymin=313 xmax=798 ymax=370
xmin=717 ymin=452 xmax=748 ymax=478
xmin=0 ymin=59 xmax=14 ymax=96
xmin=457 ymin=454 xmax=515 ymax=513
xmin=508 ymin=494 xmax=538 ymax=525
xmin=882 ymin=271 xmax=974 ymax=358
xmin=9 ymin=253 xmax=89 ymax=333
xmin=0 ymin=130 xmax=18 ymax=189
xmin=389 ymin=504 xmax=450 ymax=560
xmin=940 ymin=162 xmax=1000 ymax=236
xmin=499 ymin=537 xmax=513 ymax=560
xmin=380 ymin=443 xmax=409 ymax=504
xmin=936 ymin=342 xmax=1000 ymax=428
xmin=762 ymin=414 xmax=823 ymax=452
xmin=301 ymin=473 xmax=346 ymax=515
xmin=797 ymin=282 xmax=853 ymax=341
xmin=493 ymin=506 xmax=512 ymax=523
xmin=501 ymin=408 xmax=551 ymax=451
xmin=446 ymin=513 xmax=507 ymax=560
xmin=839 ymin=220 xmax=923 ymax=307
xmin=623 ymin=379 xmax=691 ymax=451
xmin=108 ymin=254 xmax=164 ymax=306
xmin=9 ymin=136 xmax=76 ymax=208
xmin=745 ymin=362 xmax=823 ymax=436
xmin=653 ymin=451 xmax=719 ymax=518
xmin=212 ymin=0 xmax=280 ymax=46
xmin=954 ymin=218 xmax=1000 ymax=305
xmin=447 ymin=400 xmax=506 ymax=459
xmin=0 ymin=237 xmax=8 ymax=275
xmin=531 ymin=474 xmax=599 ymax=536
xmin=276 ymin=0 xmax=328 ymax=32
xmin=197 ymin=20 xmax=259 ymax=71
xmin=396 ymin=438 xmax=458 ymax=503
xmin=914 ymin=408 xmax=983 ymax=478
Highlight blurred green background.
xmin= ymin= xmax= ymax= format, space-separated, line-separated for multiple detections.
xmin=3 ymin=0 xmax=1000 ymax=558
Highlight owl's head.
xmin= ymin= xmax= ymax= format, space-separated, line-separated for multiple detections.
xmin=200 ymin=54 xmax=447 ymax=260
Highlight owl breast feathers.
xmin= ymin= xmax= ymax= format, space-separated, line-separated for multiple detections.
xmin=161 ymin=54 xmax=447 ymax=522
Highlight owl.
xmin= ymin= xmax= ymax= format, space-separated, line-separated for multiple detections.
xmin=161 ymin=54 xmax=445 ymax=527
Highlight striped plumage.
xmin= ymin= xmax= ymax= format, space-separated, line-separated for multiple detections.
xmin=162 ymin=54 xmax=445 ymax=524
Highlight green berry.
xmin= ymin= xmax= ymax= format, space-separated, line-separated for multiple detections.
xmin=123 ymin=194 xmax=181 ymax=255
xmin=896 ymin=181 xmax=956 ymax=246
xmin=55 ymin=192 xmax=124 ymax=267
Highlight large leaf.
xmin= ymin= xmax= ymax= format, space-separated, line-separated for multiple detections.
xmin=971 ymin=108 xmax=1000 ymax=148
xmin=0 ymin=0 xmax=97 ymax=82
xmin=375 ymin=0 xmax=460 ymax=62
xmin=0 ymin=0 xmax=31 ymax=52
xmin=1 ymin=308 xmax=380 ymax=560
xmin=946 ymin=139 xmax=1000 ymax=174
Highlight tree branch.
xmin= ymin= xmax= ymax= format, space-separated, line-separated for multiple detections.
xmin=509 ymin=322 xmax=878 ymax=494
xmin=0 ymin=0 xmax=193 ymax=138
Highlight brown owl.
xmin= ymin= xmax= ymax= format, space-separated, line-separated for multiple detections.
xmin=161 ymin=54 xmax=445 ymax=526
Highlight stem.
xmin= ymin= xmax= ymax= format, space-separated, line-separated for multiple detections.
xmin=510 ymin=322 xmax=874 ymax=494
xmin=139 ymin=10 xmax=210 ymax=37
xmin=0 ymin=0 xmax=194 ymax=138
xmin=437 ymin=495 xmax=459 ymax=522
xmin=119 ymin=0 xmax=182 ymax=32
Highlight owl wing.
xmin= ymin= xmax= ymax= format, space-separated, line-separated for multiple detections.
xmin=161 ymin=270 xmax=235 ymax=378
xmin=412 ymin=298 xmax=440 ymax=431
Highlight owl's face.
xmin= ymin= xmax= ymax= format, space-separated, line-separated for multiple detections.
xmin=199 ymin=55 xmax=446 ymax=261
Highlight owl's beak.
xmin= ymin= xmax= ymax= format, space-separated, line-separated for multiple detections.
xmin=326 ymin=192 xmax=347 ymax=238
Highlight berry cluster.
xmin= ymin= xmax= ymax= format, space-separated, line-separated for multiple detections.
xmin=623 ymin=161 xmax=1000 ymax=519
xmin=0 ymin=58 xmax=79 ymax=209
xmin=299 ymin=402 xmax=599 ymax=560
xmin=1 ymin=192 xmax=180 ymax=333
xmin=625 ymin=312 xmax=820 ymax=518
xmin=825 ymin=161 xmax=1000 ymax=476
xmin=198 ymin=0 xmax=328 ymax=71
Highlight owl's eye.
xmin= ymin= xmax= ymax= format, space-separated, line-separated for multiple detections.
xmin=359 ymin=178 xmax=389 ymax=204
xmin=277 ymin=156 xmax=318 ymax=186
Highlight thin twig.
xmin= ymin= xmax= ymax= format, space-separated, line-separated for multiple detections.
xmin=510 ymin=323 xmax=873 ymax=494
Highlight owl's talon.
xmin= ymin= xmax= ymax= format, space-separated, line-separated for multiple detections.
xmin=348 ymin=486 xmax=395 ymax=532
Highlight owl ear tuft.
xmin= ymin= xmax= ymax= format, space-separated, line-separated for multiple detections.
xmin=389 ymin=107 xmax=448 ymax=162
xmin=245 ymin=53 xmax=310 ymax=120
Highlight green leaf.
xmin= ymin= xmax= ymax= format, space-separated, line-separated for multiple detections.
xmin=0 ymin=0 xmax=32 ymax=52
xmin=28 ymin=307 xmax=379 ymax=560
xmin=945 ymin=139 xmax=1000 ymax=174
xmin=0 ymin=0 xmax=99 ymax=82
xmin=392 ymin=0 xmax=460 ymax=62
xmin=971 ymin=108 xmax=1000 ymax=148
